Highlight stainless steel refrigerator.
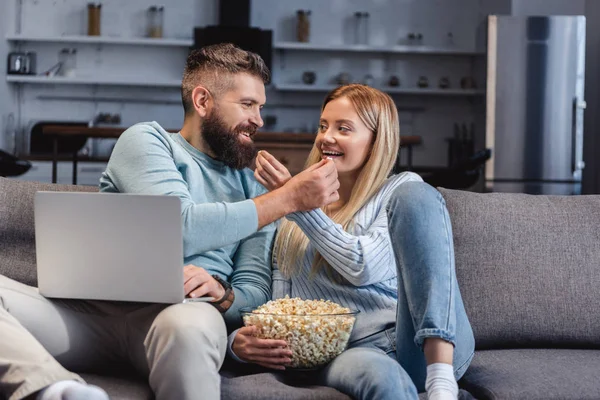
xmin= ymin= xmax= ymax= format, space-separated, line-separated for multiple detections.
xmin=484 ymin=15 xmax=586 ymax=195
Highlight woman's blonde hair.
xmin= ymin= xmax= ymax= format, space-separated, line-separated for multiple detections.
xmin=275 ymin=84 xmax=400 ymax=278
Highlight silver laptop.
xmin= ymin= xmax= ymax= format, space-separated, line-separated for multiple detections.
xmin=34 ymin=191 xmax=212 ymax=304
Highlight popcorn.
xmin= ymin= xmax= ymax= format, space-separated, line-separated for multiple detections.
xmin=242 ymin=297 xmax=357 ymax=369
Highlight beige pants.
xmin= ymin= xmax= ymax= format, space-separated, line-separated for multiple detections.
xmin=0 ymin=275 xmax=227 ymax=400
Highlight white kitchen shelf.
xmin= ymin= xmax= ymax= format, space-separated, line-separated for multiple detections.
xmin=6 ymin=75 xmax=182 ymax=87
xmin=274 ymin=42 xmax=482 ymax=56
xmin=274 ymin=83 xmax=484 ymax=96
xmin=6 ymin=34 xmax=193 ymax=47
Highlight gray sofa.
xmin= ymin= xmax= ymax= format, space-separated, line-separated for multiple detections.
xmin=439 ymin=187 xmax=600 ymax=400
xmin=1 ymin=176 xmax=599 ymax=399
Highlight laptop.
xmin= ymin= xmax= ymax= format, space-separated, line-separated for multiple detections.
xmin=34 ymin=191 xmax=213 ymax=304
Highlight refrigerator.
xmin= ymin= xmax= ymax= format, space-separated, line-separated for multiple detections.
xmin=484 ymin=15 xmax=586 ymax=195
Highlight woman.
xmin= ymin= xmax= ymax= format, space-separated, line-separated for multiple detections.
xmin=231 ymin=84 xmax=474 ymax=400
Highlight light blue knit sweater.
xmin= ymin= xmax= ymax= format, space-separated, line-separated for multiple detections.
xmin=273 ymin=171 xmax=423 ymax=342
xmin=99 ymin=121 xmax=275 ymax=330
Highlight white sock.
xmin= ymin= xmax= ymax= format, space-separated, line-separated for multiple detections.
xmin=37 ymin=380 xmax=110 ymax=400
xmin=425 ymin=363 xmax=459 ymax=400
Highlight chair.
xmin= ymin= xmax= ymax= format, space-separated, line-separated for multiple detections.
xmin=395 ymin=149 xmax=491 ymax=190
xmin=0 ymin=149 xmax=31 ymax=177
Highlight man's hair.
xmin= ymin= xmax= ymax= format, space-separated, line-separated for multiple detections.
xmin=181 ymin=43 xmax=271 ymax=115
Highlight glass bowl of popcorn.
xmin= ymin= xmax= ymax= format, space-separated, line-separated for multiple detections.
xmin=240 ymin=297 xmax=359 ymax=370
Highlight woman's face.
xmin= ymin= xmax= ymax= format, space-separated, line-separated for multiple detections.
xmin=315 ymin=97 xmax=374 ymax=178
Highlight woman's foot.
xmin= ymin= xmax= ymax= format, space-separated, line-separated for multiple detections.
xmin=426 ymin=363 xmax=458 ymax=400
xmin=37 ymin=380 xmax=109 ymax=400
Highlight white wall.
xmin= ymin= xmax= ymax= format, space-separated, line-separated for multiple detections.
xmin=0 ymin=0 xmax=17 ymax=152
xmin=3 ymin=0 xmax=552 ymax=173
xmin=4 ymin=0 xmax=597 ymax=173
xmin=4 ymin=0 xmax=217 ymax=158
xmin=255 ymin=0 xmax=482 ymax=167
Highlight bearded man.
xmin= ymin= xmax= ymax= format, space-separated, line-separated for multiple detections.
xmin=0 ymin=43 xmax=339 ymax=400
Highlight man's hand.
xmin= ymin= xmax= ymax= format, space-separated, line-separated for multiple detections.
xmin=253 ymin=158 xmax=339 ymax=229
xmin=183 ymin=265 xmax=225 ymax=300
xmin=254 ymin=150 xmax=292 ymax=191
xmin=283 ymin=158 xmax=340 ymax=211
xmin=233 ymin=326 xmax=293 ymax=370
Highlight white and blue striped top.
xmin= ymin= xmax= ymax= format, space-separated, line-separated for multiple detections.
xmin=272 ymin=171 xmax=423 ymax=342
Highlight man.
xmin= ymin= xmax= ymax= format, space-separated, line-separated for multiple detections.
xmin=0 ymin=43 xmax=339 ymax=400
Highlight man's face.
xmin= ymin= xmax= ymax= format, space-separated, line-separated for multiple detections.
xmin=201 ymin=73 xmax=266 ymax=169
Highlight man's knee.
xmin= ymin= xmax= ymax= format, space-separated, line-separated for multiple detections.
xmin=146 ymin=303 xmax=227 ymax=352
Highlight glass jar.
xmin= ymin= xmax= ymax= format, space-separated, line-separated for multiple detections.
xmin=58 ymin=48 xmax=77 ymax=77
xmin=87 ymin=3 xmax=101 ymax=36
xmin=354 ymin=12 xmax=369 ymax=45
xmin=147 ymin=6 xmax=164 ymax=38
xmin=296 ymin=10 xmax=311 ymax=43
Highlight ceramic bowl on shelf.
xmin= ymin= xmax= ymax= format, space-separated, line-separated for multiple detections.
xmin=302 ymin=71 xmax=316 ymax=85
xmin=388 ymin=75 xmax=401 ymax=87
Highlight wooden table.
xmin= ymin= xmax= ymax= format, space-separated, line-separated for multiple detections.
xmin=41 ymin=125 xmax=422 ymax=184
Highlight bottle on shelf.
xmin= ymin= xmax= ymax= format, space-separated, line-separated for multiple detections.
xmin=296 ymin=10 xmax=311 ymax=42
xmin=87 ymin=3 xmax=101 ymax=36
xmin=353 ymin=12 xmax=369 ymax=45
xmin=147 ymin=6 xmax=164 ymax=38
xmin=58 ymin=48 xmax=77 ymax=77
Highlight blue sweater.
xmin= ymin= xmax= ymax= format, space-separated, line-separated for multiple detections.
xmin=273 ymin=172 xmax=423 ymax=342
xmin=99 ymin=121 xmax=275 ymax=330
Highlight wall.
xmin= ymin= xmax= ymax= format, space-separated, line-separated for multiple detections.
xmin=255 ymin=0 xmax=482 ymax=168
xmin=0 ymin=0 xmax=485 ymax=177
xmin=0 ymin=0 xmax=17 ymax=152
xmin=5 ymin=0 xmax=217 ymax=159
xmin=4 ymin=0 xmax=597 ymax=189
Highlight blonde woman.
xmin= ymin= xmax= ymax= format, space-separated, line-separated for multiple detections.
xmin=230 ymin=84 xmax=475 ymax=400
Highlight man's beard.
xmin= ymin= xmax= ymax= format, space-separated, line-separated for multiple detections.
xmin=201 ymin=109 xmax=258 ymax=170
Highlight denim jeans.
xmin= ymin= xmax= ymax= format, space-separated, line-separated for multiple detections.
xmin=318 ymin=181 xmax=475 ymax=399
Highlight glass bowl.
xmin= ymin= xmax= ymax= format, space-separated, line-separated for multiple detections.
xmin=240 ymin=307 xmax=359 ymax=370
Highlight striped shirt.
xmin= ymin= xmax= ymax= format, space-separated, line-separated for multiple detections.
xmin=272 ymin=171 xmax=423 ymax=342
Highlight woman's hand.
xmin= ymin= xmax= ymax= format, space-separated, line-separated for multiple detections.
xmin=232 ymin=326 xmax=293 ymax=370
xmin=254 ymin=150 xmax=292 ymax=191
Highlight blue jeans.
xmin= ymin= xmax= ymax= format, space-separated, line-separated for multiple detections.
xmin=318 ymin=181 xmax=475 ymax=399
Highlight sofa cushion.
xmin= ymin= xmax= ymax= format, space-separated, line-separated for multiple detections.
xmin=220 ymin=363 xmax=473 ymax=399
xmin=0 ymin=177 xmax=98 ymax=286
xmin=83 ymin=370 xmax=477 ymax=399
xmin=82 ymin=370 xmax=351 ymax=400
xmin=82 ymin=370 xmax=475 ymax=400
xmin=439 ymin=188 xmax=600 ymax=349
xmin=222 ymin=372 xmax=350 ymax=400
xmin=459 ymin=349 xmax=600 ymax=399
xmin=81 ymin=374 xmax=153 ymax=400
xmin=222 ymin=373 xmax=474 ymax=400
